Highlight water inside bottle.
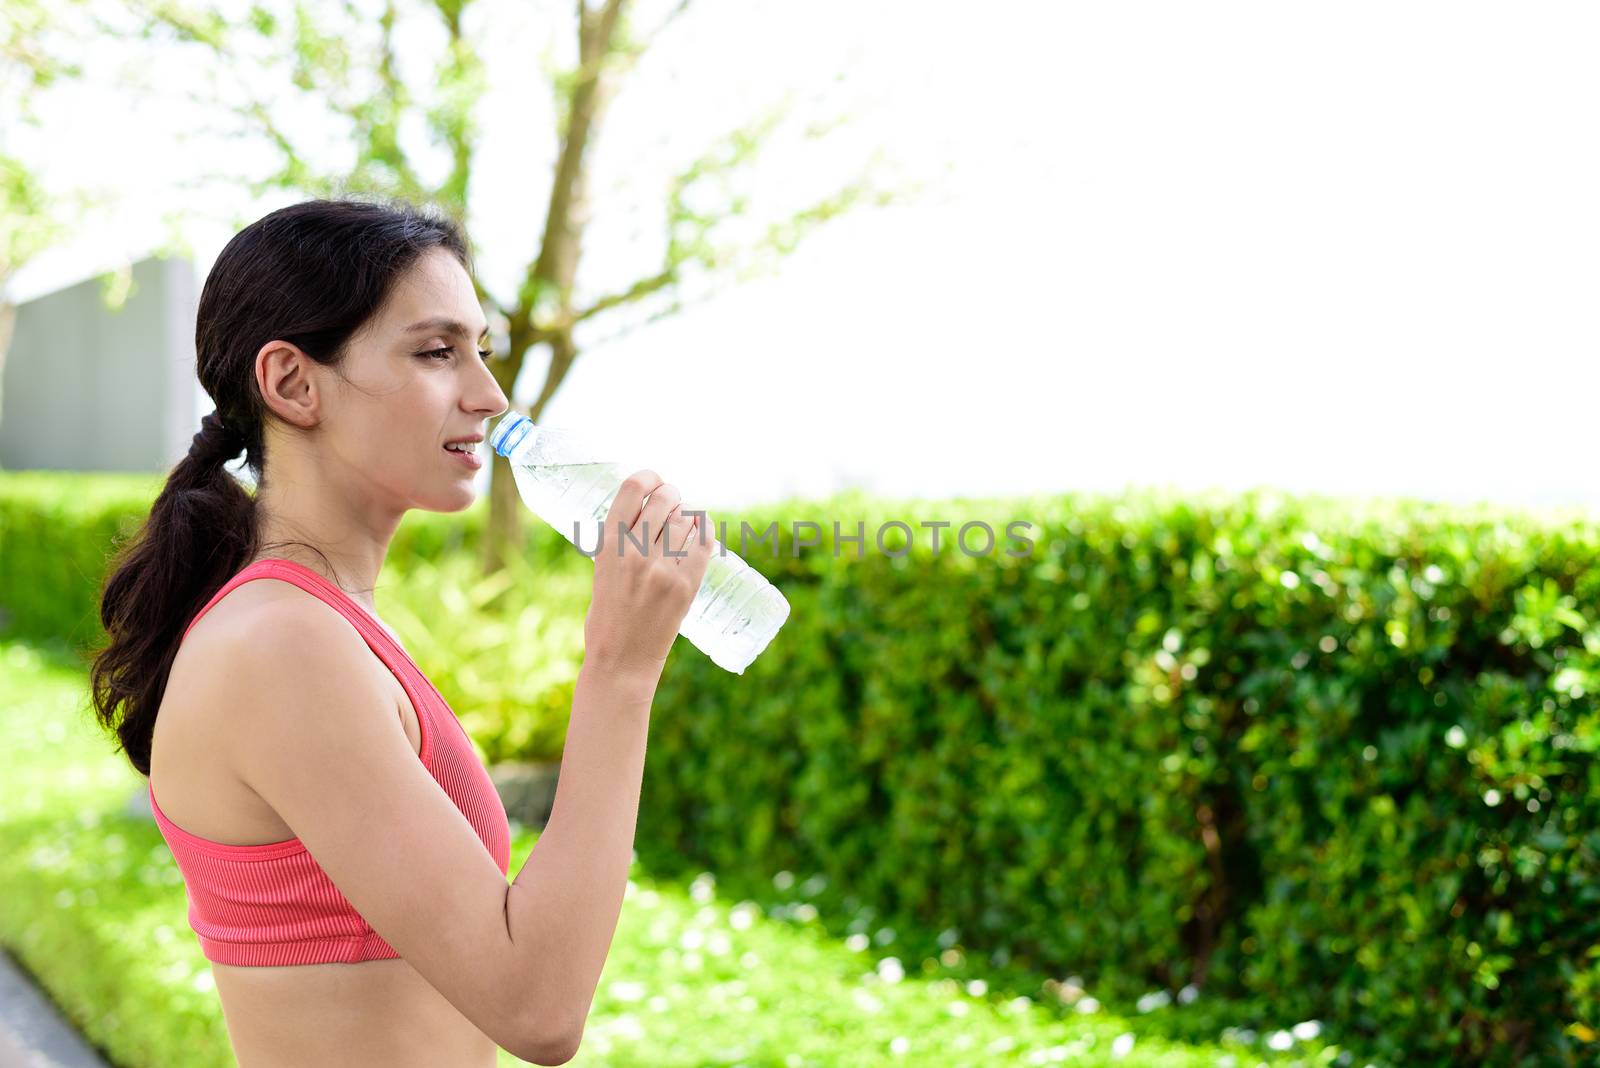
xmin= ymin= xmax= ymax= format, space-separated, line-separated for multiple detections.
xmin=515 ymin=460 xmax=733 ymax=557
xmin=510 ymin=461 xmax=624 ymax=542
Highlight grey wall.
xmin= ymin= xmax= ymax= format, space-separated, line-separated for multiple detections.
xmin=0 ymin=255 xmax=198 ymax=472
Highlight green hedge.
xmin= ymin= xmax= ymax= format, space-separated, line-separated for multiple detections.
xmin=7 ymin=470 xmax=1600 ymax=1065
xmin=641 ymin=489 xmax=1600 ymax=1067
xmin=0 ymin=471 xmax=165 ymax=647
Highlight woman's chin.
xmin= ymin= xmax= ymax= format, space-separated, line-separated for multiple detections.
xmin=415 ymin=483 xmax=479 ymax=514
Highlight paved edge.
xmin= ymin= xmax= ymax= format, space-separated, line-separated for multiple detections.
xmin=0 ymin=947 xmax=112 ymax=1068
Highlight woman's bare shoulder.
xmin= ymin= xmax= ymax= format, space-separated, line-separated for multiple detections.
xmin=185 ymin=575 xmax=353 ymax=652
xmin=172 ymin=577 xmax=390 ymax=714
xmin=156 ymin=580 xmax=385 ymax=844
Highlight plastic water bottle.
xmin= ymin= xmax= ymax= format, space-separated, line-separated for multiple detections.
xmin=489 ymin=413 xmax=791 ymax=674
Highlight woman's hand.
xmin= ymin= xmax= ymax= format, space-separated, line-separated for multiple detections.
xmin=581 ymin=469 xmax=714 ymax=686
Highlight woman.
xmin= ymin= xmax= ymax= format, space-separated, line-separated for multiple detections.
xmin=89 ymin=197 xmax=713 ymax=1066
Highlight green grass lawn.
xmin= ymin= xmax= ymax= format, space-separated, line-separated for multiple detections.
xmin=0 ymin=637 xmax=1345 ymax=1067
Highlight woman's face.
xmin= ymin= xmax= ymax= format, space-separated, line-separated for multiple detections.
xmin=274 ymin=246 xmax=511 ymax=514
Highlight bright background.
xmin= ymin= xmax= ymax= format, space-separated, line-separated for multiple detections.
xmin=10 ymin=0 xmax=1600 ymax=509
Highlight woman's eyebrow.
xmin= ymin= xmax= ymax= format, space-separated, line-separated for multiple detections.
xmin=403 ymin=316 xmax=490 ymax=339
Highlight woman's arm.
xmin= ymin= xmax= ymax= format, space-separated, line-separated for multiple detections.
xmin=502 ymin=659 xmax=658 ymax=1062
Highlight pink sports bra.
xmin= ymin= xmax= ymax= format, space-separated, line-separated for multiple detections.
xmin=147 ymin=557 xmax=511 ymax=966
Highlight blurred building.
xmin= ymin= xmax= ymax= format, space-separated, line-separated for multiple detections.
xmin=0 ymin=255 xmax=198 ymax=473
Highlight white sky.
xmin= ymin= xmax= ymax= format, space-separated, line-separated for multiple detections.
xmin=9 ymin=0 xmax=1600 ymax=511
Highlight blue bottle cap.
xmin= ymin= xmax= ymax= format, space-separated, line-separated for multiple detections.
xmin=490 ymin=413 xmax=533 ymax=457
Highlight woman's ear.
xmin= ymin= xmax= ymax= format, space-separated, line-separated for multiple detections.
xmin=256 ymin=341 xmax=323 ymax=430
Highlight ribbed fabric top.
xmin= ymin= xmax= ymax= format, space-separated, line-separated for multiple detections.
xmin=147 ymin=557 xmax=511 ymax=967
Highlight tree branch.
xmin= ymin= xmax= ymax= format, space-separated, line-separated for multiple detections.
xmin=515 ymin=0 xmax=626 ymax=320
xmin=571 ymin=267 xmax=677 ymax=325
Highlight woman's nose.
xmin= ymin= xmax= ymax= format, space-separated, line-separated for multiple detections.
xmin=471 ymin=362 xmax=510 ymax=418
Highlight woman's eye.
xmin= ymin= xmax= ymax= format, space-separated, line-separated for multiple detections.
xmin=419 ymin=346 xmax=494 ymax=363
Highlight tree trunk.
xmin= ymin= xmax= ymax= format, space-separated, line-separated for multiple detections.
xmin=479 ymin=0 xmax=624 ymax=581
xmin=479 ymin=329 xmax=578 ymax=579
xmin=480 ymin=323 xmax=529 ymax=579
xmin=482 ymin=448 xmax=524 ymax=573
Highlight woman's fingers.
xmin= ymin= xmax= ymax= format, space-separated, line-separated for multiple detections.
xmin=674 ymin=510 xmax=713 ymax=563
xmin=663 ymin=508 xmax=697 ymax=558
xmin=634 ymin=482 xmax=682 ymax=548
xmin=605 ymin=470 xmax=663 ymax=534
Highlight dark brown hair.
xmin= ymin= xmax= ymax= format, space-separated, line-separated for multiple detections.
xmin=90 ymin=196 xmax=471 ymax=775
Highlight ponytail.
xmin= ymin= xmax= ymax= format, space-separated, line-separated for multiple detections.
xmin=91 ymin=410 xmax=260 ymax=775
